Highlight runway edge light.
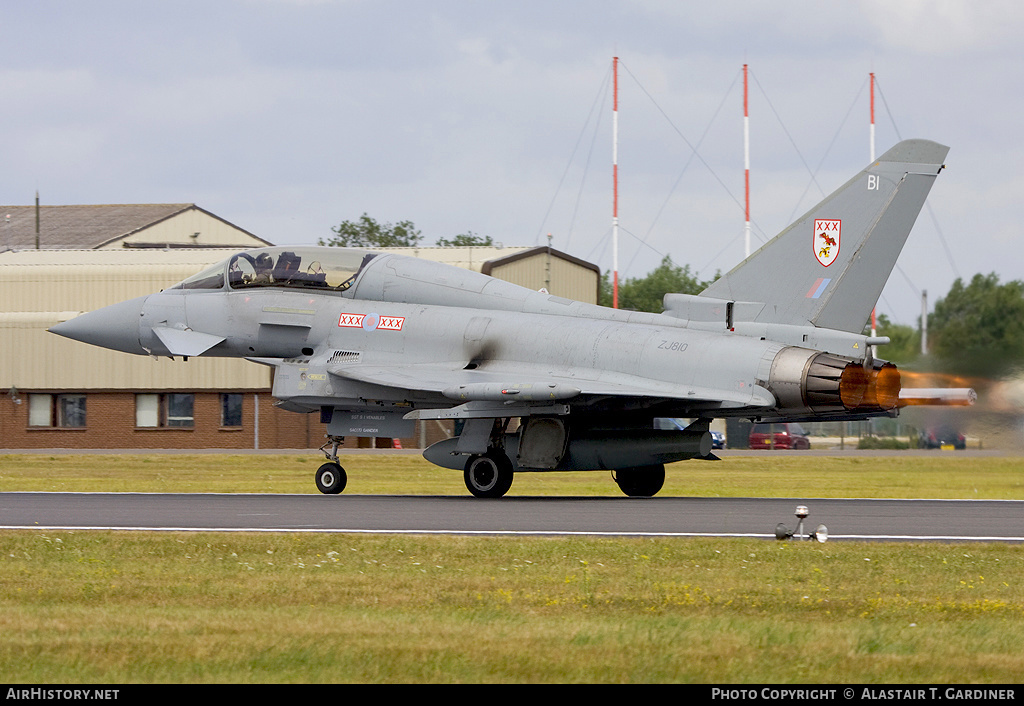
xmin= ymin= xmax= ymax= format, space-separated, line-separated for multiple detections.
xmin=775 ymin=505 xmax=828 ymax=542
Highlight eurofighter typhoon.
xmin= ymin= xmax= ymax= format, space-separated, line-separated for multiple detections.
xmin=51 ymin=140 xmax=974 ymax=497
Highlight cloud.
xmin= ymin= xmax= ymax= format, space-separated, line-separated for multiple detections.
xmin=858 ymin=0 xmax=1024 ymax=54
xmin=2 ymin=1 xmax=1022 ymax=326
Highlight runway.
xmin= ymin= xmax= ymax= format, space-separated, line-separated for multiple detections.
xmin=3 ymin=492 xmax=1024 ymax=542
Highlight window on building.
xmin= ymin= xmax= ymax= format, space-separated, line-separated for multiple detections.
xmin=166 ymin=394 xmax=194 ymax=427
xmin=136 ymin=393 xmax=194 ymax=428
xmin=28 ymin=394 xmax=51 ymax=427
xmin=135 ymin=394 xmax=160 ymax=427
xmin=58 ymin=395 xmax=87 ymax=427
xmin=220 ymin=393 xmax=243 ymax=427
xmin=28 ymin=394 xmax=86 ymax=428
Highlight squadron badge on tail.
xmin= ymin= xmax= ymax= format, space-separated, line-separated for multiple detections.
xmin=814 ymin=219 xmax=841 ymax=267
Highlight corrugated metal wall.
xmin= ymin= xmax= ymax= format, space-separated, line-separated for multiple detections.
xmin=0 ymin=250 xmax=270 ymax=390
xmin=489 ymin=256 xmax=599 ymax=303
xmin=1 ymin=315 xmax=269 ymax=390
xmin=0 ymin=249 xmax=239 ymax=312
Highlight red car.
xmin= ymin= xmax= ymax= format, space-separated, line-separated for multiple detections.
xmin=749 ymin=423 xmax=810 ymax=450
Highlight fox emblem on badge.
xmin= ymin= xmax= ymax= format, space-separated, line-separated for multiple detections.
xmin=814 ymin=219 xmax=841 ymax=267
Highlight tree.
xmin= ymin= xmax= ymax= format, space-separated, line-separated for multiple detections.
xmin=599 ymin=256 xmax=713 ymax=312
xmin=928 ymin=272 xmax=1024 ymax=376
xmin=435 ymin=231 xmax=494 ymax=248
xmin=863 ymin=313 xmax=921 ymax=366
xmin=320 ymin=213 xmax=423 ymax=248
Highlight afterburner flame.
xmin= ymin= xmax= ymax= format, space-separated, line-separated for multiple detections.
xmin=897 ymin=370 xmax=979 ymax=408
xmin=839 ymin=362 xmax=901 ymax=410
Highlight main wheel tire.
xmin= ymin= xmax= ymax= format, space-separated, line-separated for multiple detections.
xmin=315 ymin=462 xmax=347 ymax=494
xmin=613 ymin=464 xmax=665 ymax=497
xmin=464 ymin=452 xmax=514 ymax=498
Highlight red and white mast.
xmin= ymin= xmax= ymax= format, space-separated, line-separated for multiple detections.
xmin=870 ymin=72 xmax=876 ymax=163
xmin=870 ymin=72 xmax=877 ymax=340
xmin=743 ymin=64 xmax=751 ymax=258
xmin=612 ymin=56 xmax=620 ymax=308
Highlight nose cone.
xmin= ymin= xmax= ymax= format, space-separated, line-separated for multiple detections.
xmin=49 ymin=296 xmax=149 ymax=355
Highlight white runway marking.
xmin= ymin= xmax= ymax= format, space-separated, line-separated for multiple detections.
xmin=3 ymin=525 xmax=1023 ymax=542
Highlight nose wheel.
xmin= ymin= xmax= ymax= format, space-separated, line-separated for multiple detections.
xmin=315 ymin=462 xmax=347 ymax=494
xmin=315 ymin=435 xmax=348 ymax=494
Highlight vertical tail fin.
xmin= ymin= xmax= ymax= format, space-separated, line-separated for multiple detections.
xmin=699 ymin=139 xmax=948 ymax=333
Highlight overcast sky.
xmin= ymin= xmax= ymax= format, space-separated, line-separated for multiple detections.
xmin=3 ymin=0 xmax=1022 ymax=324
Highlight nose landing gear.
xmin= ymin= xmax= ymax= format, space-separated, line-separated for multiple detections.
xmin=315 ymin=462 xmax=347 ymax=494
xmin=315 ymin=435 xmax=347 ymax=495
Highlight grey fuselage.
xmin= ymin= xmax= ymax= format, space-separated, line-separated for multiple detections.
xmin=94 ymin=248 xmax=871 ymax=426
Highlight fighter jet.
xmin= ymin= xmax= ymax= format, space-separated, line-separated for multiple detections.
xmin=50 ymin=139 xmax=974 ymax=498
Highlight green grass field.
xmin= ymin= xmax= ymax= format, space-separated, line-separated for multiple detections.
xmin=2 ymin=452 xmax=1024 ymax=683
xmin=3 ymin=451 xmax=1024 ymax=498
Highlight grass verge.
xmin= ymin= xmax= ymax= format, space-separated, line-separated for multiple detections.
xmin=3 ymin=531 xmax=1024 ymax=683
xmin=2 ymin=452 xmax=1024 ymax=498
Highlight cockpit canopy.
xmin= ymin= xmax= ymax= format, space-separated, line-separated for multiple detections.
xmin=170 ymin=246 xmax=378 ymax=293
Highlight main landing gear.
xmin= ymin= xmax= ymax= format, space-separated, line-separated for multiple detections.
xmin=464 ymin=451 xmax=515 ymax=498
xmin=315 ymin=435 xmax=347 ymax=495
xmin=461 ymin=453 xmax=666 ymax=499
xmin=612 ymin=464 xmax=665 ymax=497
